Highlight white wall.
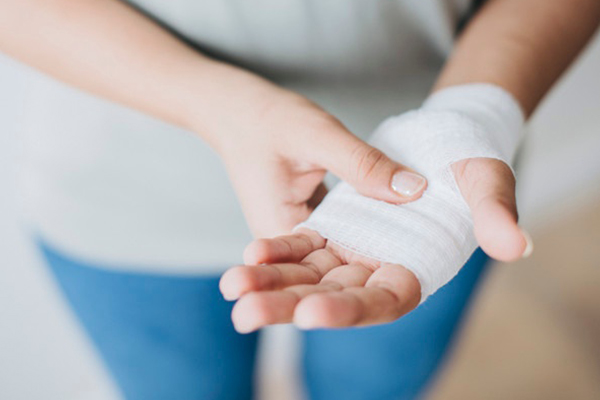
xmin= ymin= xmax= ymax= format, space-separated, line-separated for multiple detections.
xmin=520 ymin=30 xmax=600 ymax=225
xmin=0 ymin=58 xmax=121 ymax=399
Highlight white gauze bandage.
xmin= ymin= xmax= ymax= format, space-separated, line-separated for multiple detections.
xmin=299 ymin=84 xmax=525 ymax=303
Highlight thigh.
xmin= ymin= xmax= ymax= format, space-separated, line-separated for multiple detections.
xmin=301 ymin=249 xmax=490 ymax=400
xmin=39 ymin=241 xmax=259 ymax=400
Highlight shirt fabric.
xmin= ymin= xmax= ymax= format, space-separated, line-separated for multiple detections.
xmin=15 ymin=0 xmax=471 ymax=274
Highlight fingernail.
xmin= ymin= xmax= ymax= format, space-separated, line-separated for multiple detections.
xmin=391 ymin=171 xmax=427 ymax=197
xmin=521 ymin=228 xmax=534 ymax=258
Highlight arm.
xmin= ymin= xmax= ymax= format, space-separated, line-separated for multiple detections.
xmin=0 ymin=0 xmax=426 ymax=238
xmin=436 ymin=0 xmax=600 ymax=115
xmin=0 ymin=0 xmax=273 ymax=145
xmin=221 ymin=0 xmax=600 ymax=331
xmin=439 ymin=0 xmax=600 ymax=261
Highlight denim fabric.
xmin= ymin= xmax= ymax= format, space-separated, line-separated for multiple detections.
xmin=302 ymin=249 xmax=490 ymax=400
xmin=40 ymin=242 xmax=259 ymax=400
xmin=40 ymin=242 xmax=489 ymax=400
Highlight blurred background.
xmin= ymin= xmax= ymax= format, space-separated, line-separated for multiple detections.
xmin=1 ymin=30 xmax=599 ymax=400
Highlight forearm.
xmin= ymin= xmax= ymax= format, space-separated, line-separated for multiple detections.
xmin=435 ymin=0 xmax=600 ymax=117
xmin=0 ymin=0 xmax=277 ymax=145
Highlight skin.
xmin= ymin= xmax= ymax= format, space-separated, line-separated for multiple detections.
xmin=1 ymin=0 xmax=599 ymax=332
xmin=221 ymin=0 xmax=600 ymax=332
xmin=0 ymin=0 xmax=427 ymax=239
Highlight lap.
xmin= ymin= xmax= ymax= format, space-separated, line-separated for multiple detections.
xmin=301 ymin=249 xmax=490 ymax=400
xmin=39 ymin=239 xmax=490 ymax=400
xmin=39 ymin=240 xmax=259 ymax=400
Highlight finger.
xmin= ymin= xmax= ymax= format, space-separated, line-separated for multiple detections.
xmin=319 ymin=263 xmax=373 ymax=287
xmin=365 ymin=264 xmax=422 ymax=310
xmin=453 ymin=158 xmax=532 ymax=262
xmin=228 ymin=167 xmax=296 ymax=239
xmin=313 ymin=129 xmax=427 ymax=204
xmin=231 ymin=283 xmax=337 ymax=333
xmin=232 ymin=262 xmax=372 ymax=332
xmin=294 ymin=264 xmax=419 ymax=329
xmin=306 ymin=182 xmax=328 ymax=211
xmin=243 ymin=229 xmax=325 ymax=265
xmin=220 ymin=263 xmax=319 ymax=301
xmin=301 ymin=247 xmax=349 ymax=278
xmin=246 ymin=199 xmax=314 ymax=239
xmin=231 ymin=290 xmax=300 ymax=333
xmin=220 ymin=247 xmax=341 ymax=301
xmin=293 ymin=288 xmax=402 ymax=329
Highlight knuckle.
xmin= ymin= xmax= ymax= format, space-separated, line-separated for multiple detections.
xmin=350 ymin=145 xmax=388 ymax=183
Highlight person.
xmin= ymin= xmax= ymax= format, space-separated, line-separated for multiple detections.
xmin=1 ymin=0 xmax=599 ymax=399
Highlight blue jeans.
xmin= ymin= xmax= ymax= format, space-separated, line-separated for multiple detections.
xmin=40 ymin=241 xmax=490 ymax=400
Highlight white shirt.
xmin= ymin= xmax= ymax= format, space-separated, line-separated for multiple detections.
xmin=14 ymin=0 xmax=471 ymax=274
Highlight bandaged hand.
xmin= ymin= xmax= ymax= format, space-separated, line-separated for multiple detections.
xmin=211 ymin=74 xmax=428 ymax=239
xmin=220 ymin=84 xmax=533 ymax=332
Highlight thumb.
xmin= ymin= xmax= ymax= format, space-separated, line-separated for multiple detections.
xmin=453 ymin=158 xmax=533 ymax=262
xmin=316 ymin=131 xmax=427 ymax=204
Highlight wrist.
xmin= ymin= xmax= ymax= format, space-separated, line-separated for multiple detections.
xmin=181 ymin=62 xmax=291 ymax=151
xmin=423 ymin=83 xmax=525 ymax=163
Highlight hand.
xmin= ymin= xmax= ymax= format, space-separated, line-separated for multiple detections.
xmin=204 ymin=73 xmax=427 ymax=238
xmin=219 ymin=158 xmax=531 ymax=332
xmin=221 ymin=228 xmax=421 ymax=332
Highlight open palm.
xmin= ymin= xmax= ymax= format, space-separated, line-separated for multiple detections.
xmin=220 ymin=158 xmax=530 ymax=333
xmin=220 ymin=229 xmax=421 ymax=333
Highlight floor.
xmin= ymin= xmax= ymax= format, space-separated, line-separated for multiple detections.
xmin=427 ymin=197 xmax=600 ymax=400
